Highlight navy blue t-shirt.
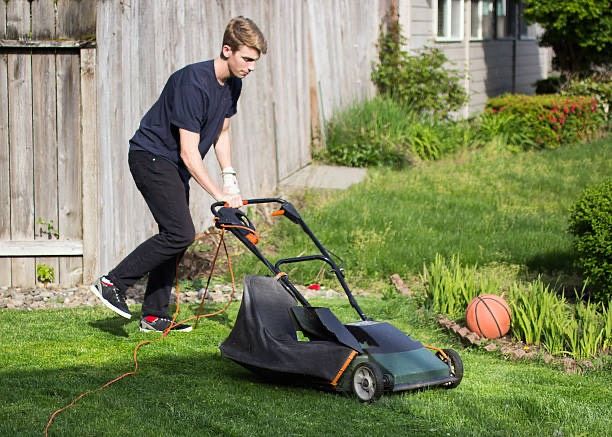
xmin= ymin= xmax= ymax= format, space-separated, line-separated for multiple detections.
xmin=129 ymin=60 xmax=242 ymax=182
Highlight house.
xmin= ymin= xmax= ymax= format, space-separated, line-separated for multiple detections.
xmin=400 ymin=0 xmax=551 ymax=115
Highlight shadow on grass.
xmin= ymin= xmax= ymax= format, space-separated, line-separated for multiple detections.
xmin=525 ymin=249 xmax=577 ymax=273
xmin=88 ymin=315 xmax=135 ymax=338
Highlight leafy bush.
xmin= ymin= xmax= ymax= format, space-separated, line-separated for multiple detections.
xmin=318 ymin=97 xmax=473 ymax=167
xmin=569 ymin=179 xmax=612 ymax=303
xmin=485 ymin=94 xmax=606 ymax=149
xmin=523 ymin=0 xmax=612 ymax=75
xmin=562 ymin=75 xmax=612 ymax=127
xmin=371 ymin=18 xmax=467 ymax=118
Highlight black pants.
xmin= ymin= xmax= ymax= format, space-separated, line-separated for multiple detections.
xmin=108 ymin=150 xmax=195 ymax=318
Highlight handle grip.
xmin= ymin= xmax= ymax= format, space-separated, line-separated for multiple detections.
xmin=211 ymin=197 xmax=287 ymax=217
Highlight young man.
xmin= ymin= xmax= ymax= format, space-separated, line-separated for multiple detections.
xmin=90 ymin=16 xmax=267 ymax=332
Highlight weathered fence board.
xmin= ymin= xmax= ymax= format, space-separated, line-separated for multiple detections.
xmin=0 ymin=2 xmax=6 ymax=38
xmin=6 ymin=0 xmax=30 ymax=40
xmin=0 ymin=0 xmax=5 ymax=282
xmin=81 ymin=48 xmax=99 ymax=284
xmin=56 ymin=0 xmax=97 ymax=40
xmin=0 ymin=53 xmax=10 ymax=284
xmin=8 ymin=53 xmax=35 ymax=286
xmin=32 ymin=53 xmax=60 ymax=282
xmin=57 ymin=53 xmax=83 ymax=285
xmin=31 ymin=0 xmax=56 ymax=39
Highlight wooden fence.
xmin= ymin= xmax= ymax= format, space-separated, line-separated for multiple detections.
xmin=0 ymin=0 xmax=96 ymax=287
xmin=0 ymin=0 xmax=384 ymax=287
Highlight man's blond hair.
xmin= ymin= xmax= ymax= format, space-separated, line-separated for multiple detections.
xmin=221 ymin=16 xmax=267 ymax=58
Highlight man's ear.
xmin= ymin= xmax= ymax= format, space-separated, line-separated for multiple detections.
xmin=221 ymin=44 xmax=233 ymax=58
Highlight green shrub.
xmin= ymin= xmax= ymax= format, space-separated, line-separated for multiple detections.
xmin=318 ymin=97 xmax=473 ymax=167
xmin=569 ymin=179 xmax=612 ymax=303
xmin=485 ymin=94 xmax=606 ymax=149
xmin=371 ymin=18 xmax=467 ymax=118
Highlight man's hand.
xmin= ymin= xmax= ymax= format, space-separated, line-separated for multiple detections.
xmin=219 ymin=193 xmax=243 ymax=208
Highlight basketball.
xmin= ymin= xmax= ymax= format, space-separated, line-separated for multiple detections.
xmin=466 ymin=294 xmax=511 ymax=339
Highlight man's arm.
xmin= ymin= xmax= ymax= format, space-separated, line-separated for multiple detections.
xmin=214 ymin=118 xmax=233 ymax=169
xmin=214 ymin=118 xmax=241 ymax=195
xmin=179 ymin=128 xmax=242 ymax=207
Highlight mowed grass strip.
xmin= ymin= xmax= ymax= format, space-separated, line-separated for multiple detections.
xmin=1 ymin=299 xmax=611 ymax=436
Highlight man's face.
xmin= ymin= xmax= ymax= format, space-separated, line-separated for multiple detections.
xmin=224 ymin=45 xmax=260 ymax=79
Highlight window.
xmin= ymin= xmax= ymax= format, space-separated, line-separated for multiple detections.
xmin=496 ymin=0 xmax=516 ymax=38
xmin=469 ymin=0 xmax=534 ymax=41
xmin=436 ymin=0 xmax=464 ymax=41
xmin=470 ymin=0 xmax=494 ymax=40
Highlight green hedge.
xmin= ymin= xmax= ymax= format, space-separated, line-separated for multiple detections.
xmin=569 ymin=179 xmax=612 ymax=303
xmin=485 ymin=94 xmax=606 ymax=149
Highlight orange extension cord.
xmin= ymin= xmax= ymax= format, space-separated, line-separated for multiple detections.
xmin=44 ymin=228 xmax=239 ymax=436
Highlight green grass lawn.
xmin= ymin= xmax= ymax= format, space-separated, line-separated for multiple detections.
xmin=2 ymin=299 xmax=611 ymax=436
xmin=2 ymin=137 xmax=611 ymax=436
xmin=235 ymin=137 xmax=611 ymax=289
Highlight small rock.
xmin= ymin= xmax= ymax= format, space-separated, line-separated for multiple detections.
xmin=484 ymin=343 xmax=497 ymax=352
xmin=562 ymin=357 xmax=578 ymax=374
xmin=465 ymin=333 xmax=481 ymax=345
xmin=458 ymin=327 xmax=470 ymax=337
xmin=511 ymin=349 xmax=526 ymax=360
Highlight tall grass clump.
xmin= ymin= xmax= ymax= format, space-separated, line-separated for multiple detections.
xmin=318 ymin=97 xmax=473 ymax=168
xmin=423 ymin=256 xmax=611 ymax=359
xmin=508 ymin=279 xmax=569 ymax=354
xmin=507 ymin=280 xmax=611 ymax=359
xmin=421 ymin=255 xmax=503 ymax=319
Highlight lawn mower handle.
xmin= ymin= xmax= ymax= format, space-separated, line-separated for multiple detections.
xmin=211 ymin=197 xmax=368 ymax=321
xmin=210 ymin=197 xmax=287 ymax=216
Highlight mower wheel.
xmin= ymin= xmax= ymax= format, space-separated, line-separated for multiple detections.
xmin=437 ymin=348 xmax=463 ymax=389
xmin=351 ymin=362 xmax=384 ymax=402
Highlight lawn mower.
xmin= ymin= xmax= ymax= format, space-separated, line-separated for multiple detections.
xmin=212 ymin=198 xmax=463 ymax=402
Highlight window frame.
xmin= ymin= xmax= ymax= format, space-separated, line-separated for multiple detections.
xmin=468 ymin=0 xmax=536 ymax=42
xmin=470 ymin=0 xmax=495 ymax=41
xmin=435 ymin=0 xmax=465 ymax=42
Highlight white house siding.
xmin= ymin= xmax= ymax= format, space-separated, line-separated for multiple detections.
xmin=399 ymin=0 xmax=552 ymax=115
